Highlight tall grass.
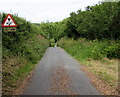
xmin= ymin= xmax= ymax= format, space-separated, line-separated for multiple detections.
xmin=59 ymin=38 xmax=119 ymax=61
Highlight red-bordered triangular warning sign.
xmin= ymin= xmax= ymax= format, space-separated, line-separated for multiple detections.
xmin=2 ymin=14 xmax=17 ymax=27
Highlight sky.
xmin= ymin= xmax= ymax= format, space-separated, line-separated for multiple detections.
xmin=0 ymin=0 xmax=103 ymax=23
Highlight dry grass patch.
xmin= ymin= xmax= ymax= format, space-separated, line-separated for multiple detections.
xmin=82 ymin=58 xmax=119 ymax=95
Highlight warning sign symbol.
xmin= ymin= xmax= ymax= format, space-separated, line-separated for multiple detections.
xmin=2 ymin=14 xmax=17 ymax=27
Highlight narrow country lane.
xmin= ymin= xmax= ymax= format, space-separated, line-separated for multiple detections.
xmin=23 ymin=47 xmax=100 ymax=95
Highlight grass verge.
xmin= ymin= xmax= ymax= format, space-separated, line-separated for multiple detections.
xmin=2 ymin=35 xmax=49 ymax=95
xmin=59 ymin=37 xmax=119 ymax=95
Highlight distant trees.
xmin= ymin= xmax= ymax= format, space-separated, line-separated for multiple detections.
xmin=39 ymin=20 xmax=66 ymax=46
xmin=38 ymin=1 xmax=120 ymax=47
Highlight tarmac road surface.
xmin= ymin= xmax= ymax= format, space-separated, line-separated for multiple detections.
xmin=23 ymin=47 xmax=100 ymax=95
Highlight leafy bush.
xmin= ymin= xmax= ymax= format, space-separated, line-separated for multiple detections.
xmin=104 ymin=42 xmax=120 ymax=59
xmin=65 ymin=2 xmax=120 ymax=40
xmin=2 ymin=13 xmax=49 ymax=95
xmin=59 ymin=38 xmax=119 ymax=60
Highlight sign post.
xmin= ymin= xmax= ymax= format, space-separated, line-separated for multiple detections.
xmin=2 ymin=14 xmax=17 ymax=32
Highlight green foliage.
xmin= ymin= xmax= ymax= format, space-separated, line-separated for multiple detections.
xmin=57 ymin=2 xmax=120 ymax=59
xmin=50 ymin=38 xmax=55 ymax=47
xmin=59 ymin=38 xmax=119 ymax=60
xmin=39 ymin=20 xmax=66 ymax=46
xmin=2 ymin=13 xmax=49 ymax=95
xmin=2 ymin=13 xmax=49 ymax=60
xmin=65 ymin=2 xmax=120 ymax=40
xmin=104 ymin=42 xmax=120 ymax=58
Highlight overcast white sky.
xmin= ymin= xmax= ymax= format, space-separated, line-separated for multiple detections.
xmin=0 ymin=0 xmax=103 ymax=23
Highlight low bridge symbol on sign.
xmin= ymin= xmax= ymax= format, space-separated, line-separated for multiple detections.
xmin=2 ymin=14 xmax=17 ymax=32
